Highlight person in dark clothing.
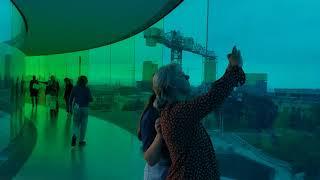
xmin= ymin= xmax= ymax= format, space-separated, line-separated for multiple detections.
xmin=69 ymin=76 xmax=93 ymax=146
xmin=40 ymin=75 xmax=60 ymax=117
xmin=152 ymin=46 xmax=246 ymax=180
xmin=64 ymin=78 xmax=73 ymax=114
xmin=138 ymin=93 xmax=171 ymax=180
xmin=29 ymin=75 xmax=40 ymax=108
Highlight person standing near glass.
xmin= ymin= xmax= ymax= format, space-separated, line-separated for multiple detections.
xmin=69 ymin=76 xmax=93 ymax=146
xmin=64 ymin=78 xmax=73 ymax=116
xmin=29 ymin=75 xmax=40 ymax=108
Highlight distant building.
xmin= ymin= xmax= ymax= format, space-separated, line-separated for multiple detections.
xmin=142 ymin=61 xmax=158 ymax=82
xmin=273 ymin=88 xmax=320 ymax=103
xmin=138 ymin=61 xmax=158 ymax=92
xmin=196 ymin=73 xmax=268 ymax=99
xmin=269 ymin=88 xmax=320 ymax=113
xmin=203 ymin=59 xmax=216 ymax=83
xmin=238 ymin=73 xmax=268 ymax=96
xmin=136 ymin=81 xmax=153 ymax=92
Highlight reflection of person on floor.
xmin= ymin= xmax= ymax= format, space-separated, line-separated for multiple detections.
xmin=138 ymin=93 xmax=171 ymax=180
xmin=21 ymin=75 xmax=25 ymax=96
xmin=152 ymin=46 xmax=246 ymax=180
xmin=29 ymin=75 xmax=40 ymax=108
xmin=64 ymin=78 xmax=73 ymax=115
xmin=40 ymin=75 xmax=60 ymax=118
xmin=69 ymin=76 xmax=93 ymax=147
xmin=15 ymin=77 xmax=20 ymax=97
xmin=44 ymin=77 xmax=50 ymax=105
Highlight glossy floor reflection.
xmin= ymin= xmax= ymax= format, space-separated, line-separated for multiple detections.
xmin=14 ymin=105 xmax=145 ymax=180
xmin=0 ymin=111 xmax=10 ymax=154
xmin=10 ymin=103 xmax=291 ymax=180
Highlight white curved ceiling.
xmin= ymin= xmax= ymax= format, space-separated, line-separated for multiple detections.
xmin=10 ymin=0 xmax=183 ymax=56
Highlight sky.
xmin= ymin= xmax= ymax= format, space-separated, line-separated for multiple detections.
xmin=209 ymin=0 xmax=320 ymax=89
xmin=164 ymin=0 xmax=320 ymax=89
xmin=1 ymin=0 xmax=319 ymax=89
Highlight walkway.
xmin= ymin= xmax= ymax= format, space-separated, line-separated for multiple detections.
xmin=14 ymin=105 xmax=145 ymax=180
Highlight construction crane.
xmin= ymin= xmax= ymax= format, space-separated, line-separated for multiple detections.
xmin=144 ymin=27 xmax=217 ymax=65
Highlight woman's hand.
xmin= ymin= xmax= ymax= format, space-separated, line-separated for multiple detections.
xmin=155 ymin=118 xmax=162 ymax=138
xmin=144 ymin=118 xmax=164 ymax=166
xmin=228 ymin=46 xmax=243 ymax=67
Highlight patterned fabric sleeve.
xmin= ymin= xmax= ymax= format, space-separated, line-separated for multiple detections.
xmin=173 ymin=66 xmax=246 ymax=123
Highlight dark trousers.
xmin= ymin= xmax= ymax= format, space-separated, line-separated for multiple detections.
xmin=65 ymin=98 xmax=71 ymax=113
xmin=31 ymin=96 xmax=38 ymax=107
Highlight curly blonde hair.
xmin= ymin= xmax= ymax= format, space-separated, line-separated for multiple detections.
xmin=152 ymin=63 xmax=181 ymax=110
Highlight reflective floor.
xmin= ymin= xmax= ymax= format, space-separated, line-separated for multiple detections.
xmin=0 ymin=111 xmax=10 ymax=154
xmin=2 ymin=101 xmax=294 ymax=180
xmin=14 ymin=105 xmax=145 ymax=180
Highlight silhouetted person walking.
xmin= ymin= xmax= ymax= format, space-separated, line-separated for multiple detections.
xmin=69 ymin=76 xmax=93 ymax=146
xmin=29 ymin=75 xmax=40 ymax=108
xmin=64 ymin=78 xmax=73 ymax=115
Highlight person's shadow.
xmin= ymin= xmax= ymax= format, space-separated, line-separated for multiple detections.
xmin=30 ymin=107 xmax=38 ymax=124
xmin=49 ymin=110 xmax=59 ymax=122
xmin=71 ymin=147 xmax=87 ymax=180
xmin=64 ymin=115 xmax=72 ymax=147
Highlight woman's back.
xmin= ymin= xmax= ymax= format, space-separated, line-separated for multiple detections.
xmin=160 ymin=66 xmax=245 ymax=180
xmin=160 ymin=104 xmax=218 ymax=180
xmin=64 ymin=83 xmax=73 ymax=98
xmin=70 ymin=85 xmax=92 ymax=107
xmin=47 ymin=80 xmax=59 ymax=96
